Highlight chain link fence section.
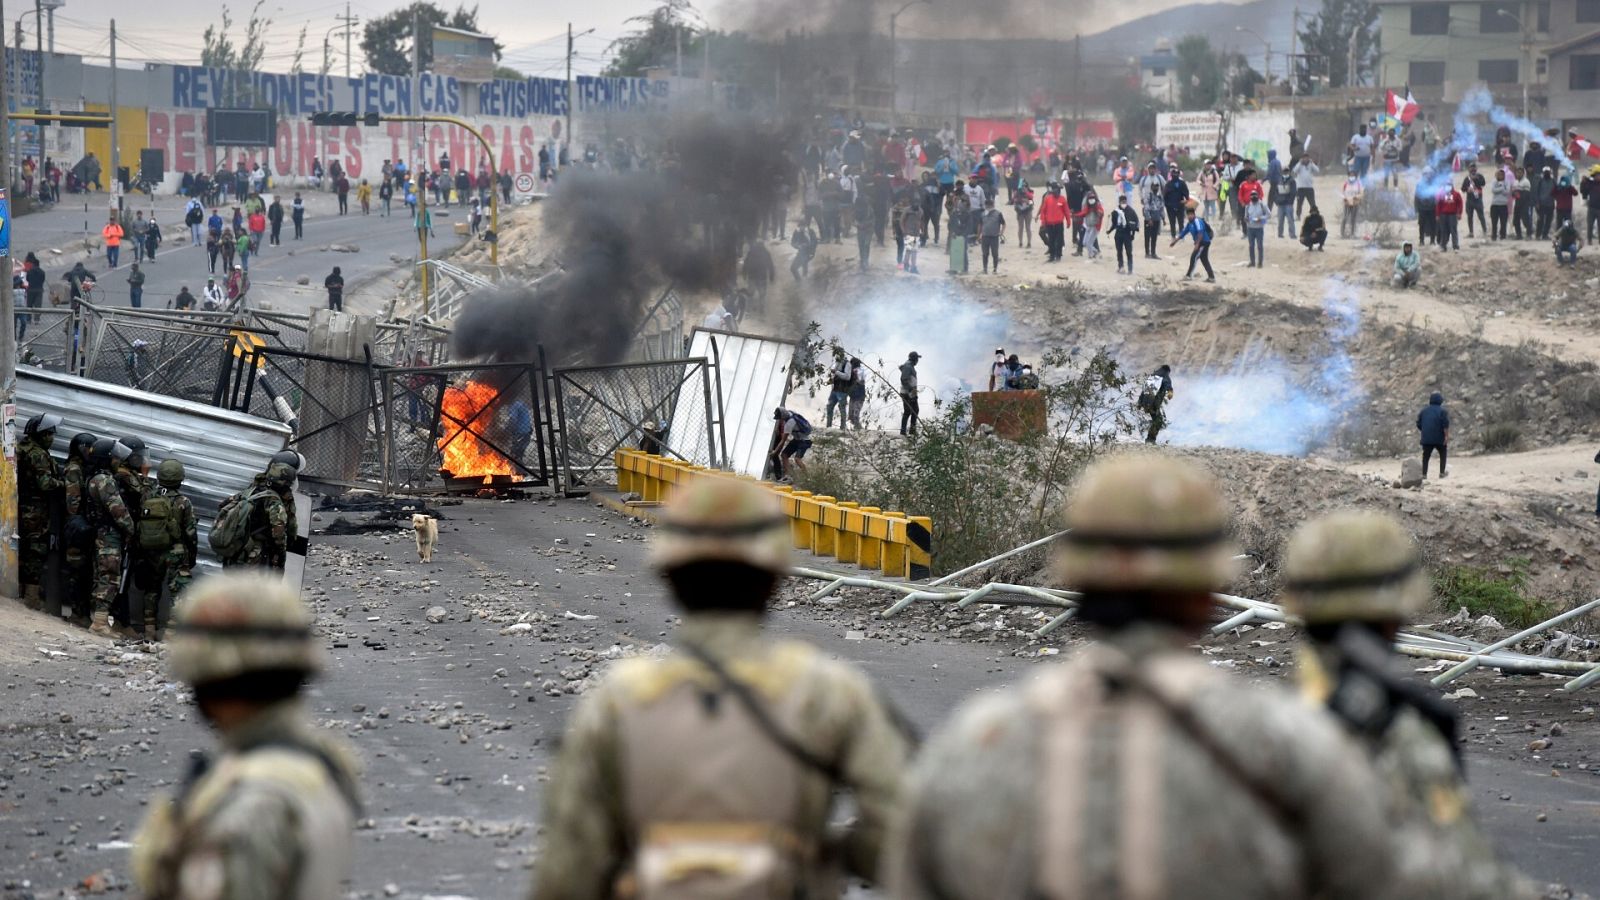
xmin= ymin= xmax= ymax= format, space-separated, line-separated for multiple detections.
xmin=15 ymin=307 xmax=83 ymax=373
xmin=553 ymin=358 xmax=716 ymax=490
xmin=382 ymin=363 xmax=551 ymax=492
xmin=81 ymin=306 xmax=277 ymax=405
xmin=229 ymin=346 xmax=387 ymax=489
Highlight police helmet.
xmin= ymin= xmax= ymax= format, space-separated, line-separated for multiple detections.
xmin=1281 ymin=511 xmax=1428 ymax=624
xmin=24 ymin=413 xmax=63 ymax=437
xmin=69 ymin=432 xmax=97 ymax=461
xmin=120 ymin=435 xmax=147 ymax=466
xmin=651 ymin=477 xmax=791 ymax=575
xmin=88 ymin=437 xmax=119 ymax=469
xmin=269 ymin=449 xmax=304 ymax=471
xmin=167 ymin=572 xmax=322 ymax=686
xmin=1054 ymin=455 xmax=1238 ymax=592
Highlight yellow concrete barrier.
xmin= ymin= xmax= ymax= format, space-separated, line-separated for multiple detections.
xmin=609 ymin=451 xmax=934 ymax=580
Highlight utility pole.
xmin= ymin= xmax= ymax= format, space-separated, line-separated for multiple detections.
xmin=413 ymin=5 xmax=426 ymax=308
xmin=109 ymin=18 xmax=118 ymax=207
xmin=572 ymin=23 xmax=579 ymax=161
xmin=0 ymin=0 xmax=18 ymax=602
xmin=1072 ymin=34 xmax=1082 ymax=151
xmin=33 ymin=0 xmax=42 ymax=128
xmin=337 ymin=2 xmax=358 ymax=79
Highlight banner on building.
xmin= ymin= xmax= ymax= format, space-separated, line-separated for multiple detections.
xmin=1227 ymin=110 xmax=1296 ymax=169
xmin=1155 ymin=111 xmax=1224 ymax=152
xmin=963 ymin=117 xmax=1116 ymax=160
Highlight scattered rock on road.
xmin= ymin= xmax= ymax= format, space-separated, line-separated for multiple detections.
xmin=425 ymin=606 xmax=448 ymax=623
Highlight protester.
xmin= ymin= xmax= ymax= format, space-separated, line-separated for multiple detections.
xmin=1417 ymin=391 xmax=1450 ymax=478
xmin=1461 ymin=163 xmax=1487 ymax=237
xmin=1171 ymin=207 xmax=1215 ymax=282
xmin=1010 ymin=179 xmax=1033 ymax=249
xmin=1038 ymin=181 xmax=1068 ymax=262
xmin=102 ymin=216 xmax=124 ymax=268
xmin=325 ymin=267 xmax=345 ymax=312
xmin=1340 ymin=170 xmax=1364 ymax=238
xmin=1292 ymin=153 xmax=1319 ymax=218
xmin=1490 ymin=168 xmax=1511 ymax=240
xmin=1244 ymin=194 xmax=1269 ymax=268
xmin=1110 ymin=194 xmax=1139 ymax=275
xmin=1435 ymin=182 xmax=1463 ymax=251
xmin=1555 ymin=219 xmax=1583 ymax=265
xmin=1393 ymin=241 xmax=1421 ymax=288
xmin=1299 ymin=205 xmax=1329 ymax=250
xmin=899 ymin=351 xmax=920 ymax=436
xmin=978 ymin=200 xmax=1005 ymax=274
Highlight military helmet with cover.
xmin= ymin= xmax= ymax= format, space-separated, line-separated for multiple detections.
xmin=157 ymin=458 xmax=185 ymax=488
xmin=651 ymin=477 xmax=791 ymax=574
xmin=270 ymin=449 xmax=304 ymax=470
xmin=1054 ymin=455 xmax=1238 ymax=591
xmin=167 ymin=572 xmax=321 ymax=686
xmin=1281 ymin=510 xmax=1428 ymax=624
xmin=265 ymin=461 xmax=297 ymax=489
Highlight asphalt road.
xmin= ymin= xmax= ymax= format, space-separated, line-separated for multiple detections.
xmin=12 ymin=189 xmax=483 ymax=317
xmin=1 ymin=495 xmax=1596 ymax=898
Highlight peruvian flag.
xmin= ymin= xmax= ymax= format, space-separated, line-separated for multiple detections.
xmin=1386 ymin=88 xmax=1421 ymax=125
xmin=1571 ymin=132 xmax=1600 ymax=159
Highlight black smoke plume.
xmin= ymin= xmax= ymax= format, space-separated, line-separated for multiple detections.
xmin=452 ymin=112 xmax=794 ymax=365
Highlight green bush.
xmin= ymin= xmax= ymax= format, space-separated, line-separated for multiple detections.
xmin=1432 ymin=558 xmax=1553 ymax=629
xmin=1478 ymin=423 xmax=1522 ymax=453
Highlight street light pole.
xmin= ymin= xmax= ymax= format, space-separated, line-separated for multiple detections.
xmin=1235 ymin=26 xmax=1272 ymax=84
xmin=1497 ymin=8 xmax=1531 ymax=119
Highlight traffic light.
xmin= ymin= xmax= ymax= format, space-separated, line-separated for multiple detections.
xmin=309 ymin=112 xmax=381 ymax=127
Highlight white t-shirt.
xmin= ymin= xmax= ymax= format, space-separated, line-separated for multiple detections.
xmin=701 ymin=309 xmax=731 ymax=330
xmin=1349 ymin=133 xmax=1374 ymax=158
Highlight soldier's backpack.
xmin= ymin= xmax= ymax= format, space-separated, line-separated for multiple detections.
xmin=137 ymin=490 xmax=185 ymax=552
xmin=208 ymin=489 xmax=272 ymax=561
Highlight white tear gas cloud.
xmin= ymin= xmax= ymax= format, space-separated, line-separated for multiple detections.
xmin=802 ymin=277 xmax=1013 ymax=426
xmin=1413 ymin=85 xmax=1574 ymax=196
xmin=1162 ymin=279 xmax=1365 ymax=457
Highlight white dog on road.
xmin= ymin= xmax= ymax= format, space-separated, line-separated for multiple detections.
xmin=412 ymin=513 xmax=438 ymax=562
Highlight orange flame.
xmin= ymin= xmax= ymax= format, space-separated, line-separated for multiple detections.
xmin=438 ymin=379 xmax=514 ymax=482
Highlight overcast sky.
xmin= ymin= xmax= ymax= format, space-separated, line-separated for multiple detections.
xmin=45 ymin=0 xmax=1236 ymax=77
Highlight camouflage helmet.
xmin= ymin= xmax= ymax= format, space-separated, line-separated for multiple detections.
xmin=270 ymin=449 xmax=304 ymax=470
xmin=1281 ymin=510 xmax=1428 ymax=624
xmin=265 ymin=461 xmax=297 ymax=489
xmin=157 ymin=458 xmax=185 ymax=487
xmin=168 ymin=572 xmax=321 ymax=686
xmin=1054 ymin=455 xmax=1238 ymax=592
xmin=651 ymin=477 xmax=791 ymax=574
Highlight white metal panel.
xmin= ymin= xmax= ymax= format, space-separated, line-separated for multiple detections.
xmin=16 ymin=366 xmax=294 ymax=569
xmin=681 ymin=328 xmax=796 ymax=477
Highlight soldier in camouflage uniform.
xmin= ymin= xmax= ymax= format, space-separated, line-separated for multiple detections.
xmin=231 ymin=462 xmax=295 ymax=571
xmin=86 ymin=438 xmax=138 ymax=637
xmin=132 ymin=572 xmax=361 ymax=898
xmin=886 ymin=455 xmax=1400 ymax=900
xmin=132 ymin=459 xmax=199 ymax=639
xmin=16 ymin=413 xmax=63 ymax=610
xmin=1281 ymin=511 xmax=1540 ymax=899
xmin=62 ymin=432 xmax=98 ymax=626
xmin=529 ymin=477 xmax=912 ymax=900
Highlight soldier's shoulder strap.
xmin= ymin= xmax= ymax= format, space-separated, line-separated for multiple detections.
xmin=678 ymin=639 xmax=850 ymax=788
xmin=243 ymin=739 xmax=363 ymax=816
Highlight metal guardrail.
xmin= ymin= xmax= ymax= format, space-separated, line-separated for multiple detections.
xmin=614 ymin=449 xmax=934 ymax=580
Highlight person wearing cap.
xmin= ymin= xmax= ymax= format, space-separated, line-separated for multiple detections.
xmin=528 ymin=477 xmax=911 ymax=900
xmin=16 ymin=413 xmax=63 ymax=611
xmin=1393 ymin=241 xmax=1421 ymax=289
xmin=132 ymin=572 xmax=361 ymax=897
xmin=899 ymin=351 xmax=920 ymax=436
xmin=134 ymin=458 xmax=198 ymax=639
xmin=1281 ymin=511 xmax=1538 ymax=898
xmin=988 ymin=347 xmax=1008 ymax=391
xmin=885 ymin=456 xmax=1399 ymax=899
xmin=86 ymin=438 xmax=138 ymax=636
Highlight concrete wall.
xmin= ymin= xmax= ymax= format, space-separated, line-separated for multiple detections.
xmin=1376 ymin=0 xmax=1549 ymax=96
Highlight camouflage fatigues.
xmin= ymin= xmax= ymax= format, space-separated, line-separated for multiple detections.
xmin=231 ymin=487 xmax=291 ymax=570
xmin=134 ymin=486 xmax=198 ymax=632
xmin=16 ymin=433 xmax=62 ymax=597
xmin=88 ymin=467 xmax=136 ymax=618
xmin=1299 ymin=650 xmax=1538 ymax=899
xmin=529 ymin=613 xmax=911 ymax=900
xmin=885 ymin=625 xmax=1400 ymax=900
xmin=62 ymin=458 xmax=93 ymax=621
xmin=132 ymin=700 xmax=360 ymax=899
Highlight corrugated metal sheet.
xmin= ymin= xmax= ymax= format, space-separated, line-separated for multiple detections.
xmin=682 ymin=328 xmax=796 ymax=477
xmin=16 ymin=367 xmax=293 ymax=568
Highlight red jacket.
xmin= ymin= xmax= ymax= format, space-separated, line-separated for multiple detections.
xmin=1039 ymin=193 xmax=1069 ymax=225
xmin=1237 ymin=179 xmax=1265 ymax=204
xmin=1434 ymin=189 xmax=1463 ymax=216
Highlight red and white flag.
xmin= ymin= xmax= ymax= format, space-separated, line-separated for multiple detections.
xmin=1386 ymin=89 xmax=1420 ymax=126
xmin=1570 ymin=132 xmax=1600 ymax=159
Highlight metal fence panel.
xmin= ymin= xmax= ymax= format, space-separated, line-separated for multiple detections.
xmin=554 ymin=358 xmax=716 ymax=489
xmin=382 ymin=363 xmax=550 ymax=491
xmin=16 ymin=367 xmax=293 ymax=568
xmin=685 ymin=328 xmax=796 ymax=476
xmin=15 ymin=307 xmax=82 ymax=373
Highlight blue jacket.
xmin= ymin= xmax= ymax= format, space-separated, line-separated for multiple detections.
xmin=1417 ymin=393 xmax=1450 ymax=445
xmin=1175 ymin=217 xmax=1211 ymax=244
